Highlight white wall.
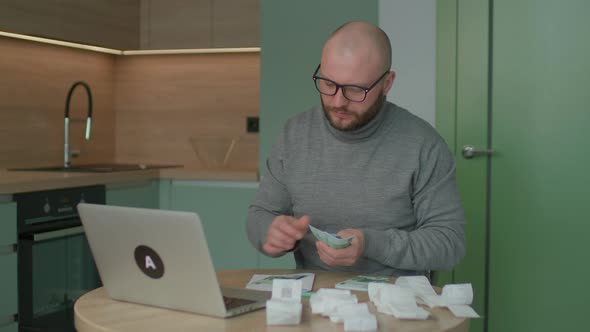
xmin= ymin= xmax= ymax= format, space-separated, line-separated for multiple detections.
xmin=379 ymin=0 xmax=436 ymax=125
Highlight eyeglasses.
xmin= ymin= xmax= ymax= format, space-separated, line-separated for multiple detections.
xmin=312 ymin=64 xmax=389 ymax=102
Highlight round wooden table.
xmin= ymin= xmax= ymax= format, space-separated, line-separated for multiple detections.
xmin=75 ymin=269 xmax=469 ymax=332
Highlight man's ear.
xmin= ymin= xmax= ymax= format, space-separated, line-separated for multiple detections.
xmin=382 ymin=71 xmax=396 ymax=95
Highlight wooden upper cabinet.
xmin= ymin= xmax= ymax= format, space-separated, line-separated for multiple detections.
xmin=0 ymin=0 xmax=259 ymax=50
xmin=212 ymin=0 xmax=259 ymax=48
xmin=141 ymin=0 xmax=259 ymax=49
xmin=0 ymin=0 xmax=140 ymax=50
xmin=140 ymin=0 xmax=211 ymax=49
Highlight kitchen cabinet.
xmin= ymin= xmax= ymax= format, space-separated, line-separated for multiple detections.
xmin=140 ymin=0 xmax=259 ymax=49
xmin=257 ymin=250 xmax=294 ymax=269
xmin=211 ymin=0 xmax=259 ymax=48
xmin=0 ymin=0 xmax=258 ymax=50
xmin=140 ymin=0 xmax=211 ymax=49
xmin=0 ymin=200 xmax=18 ymax=331
xmin=106 ymin=180 xmax=159 ymax=209
xmin=0 ymin=322 xmax=17 ymax=332
xmin=166 ymin=180 xmax=293 ymax=270
xmin=0 ymin=0 xmax=139 ymax=49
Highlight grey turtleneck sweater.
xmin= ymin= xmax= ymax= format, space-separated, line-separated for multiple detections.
xmin=246 ymin=101 xmax=465 ymax=276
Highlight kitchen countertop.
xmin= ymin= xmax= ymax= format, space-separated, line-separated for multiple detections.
xmin=0 ymin=167 xmax=258 ymax=195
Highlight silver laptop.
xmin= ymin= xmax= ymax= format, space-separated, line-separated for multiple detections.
xmin=77 ymin=203 xmax=269 ymax=318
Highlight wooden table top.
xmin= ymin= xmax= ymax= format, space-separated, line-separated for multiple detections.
xmin=74 ymin=269 xmax=469 ymax=332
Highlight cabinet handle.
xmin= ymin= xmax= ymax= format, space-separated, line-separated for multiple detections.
xmin=106 ymin=180 xmax=152 ymax=190
xmin=0 ymin=244 xmax=17 ymax=255
xmin=0 ymin=314 xmax=18 ymax=327
xmin=33 ymin=226 xmax=84 ymax=242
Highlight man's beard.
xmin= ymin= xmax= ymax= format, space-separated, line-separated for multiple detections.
xmin=322 ymin=94 xmax=385 ymax=132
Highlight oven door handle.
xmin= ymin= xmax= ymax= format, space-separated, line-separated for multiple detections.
xmin=33 ymin=226 xmax=85 ymax=242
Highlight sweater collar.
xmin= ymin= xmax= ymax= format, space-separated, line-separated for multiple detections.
xmin=322 ymin=101 xmax=388 ymax=143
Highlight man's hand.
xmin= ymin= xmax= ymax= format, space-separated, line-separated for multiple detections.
xmin=316 ymin=228 xmax=364 ymax=266
xmin=262 ymin=215 xmax=310 ymax=256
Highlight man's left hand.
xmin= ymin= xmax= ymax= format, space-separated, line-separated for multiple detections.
xmin=316 ymin=229 xmax=364 ymax=266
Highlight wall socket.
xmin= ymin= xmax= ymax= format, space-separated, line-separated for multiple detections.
xmin=246 ymin=116 xmax=259 ymax=133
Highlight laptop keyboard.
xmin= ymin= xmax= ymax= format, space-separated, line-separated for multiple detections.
xmin=223 ymin=296 xmax=256 ymax=310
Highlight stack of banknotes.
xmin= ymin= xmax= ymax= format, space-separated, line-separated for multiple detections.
xmin=309 ymin=225 xmax=354 ymax=249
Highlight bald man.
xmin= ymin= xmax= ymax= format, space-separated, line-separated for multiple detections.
xmin=246 ymin=21 xmax=465 ymax=277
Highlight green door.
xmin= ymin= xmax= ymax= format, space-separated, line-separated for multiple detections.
xmin=436 ymin=2 xmax=489 ymax=332
xmin=438 ymin=0 xmax=590 ymax=331
xmin=488 ymin=1 xmax=590 ymax=331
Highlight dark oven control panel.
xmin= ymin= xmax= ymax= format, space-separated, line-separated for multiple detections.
xmin=14 ymin=185 xmax=106 ymax=234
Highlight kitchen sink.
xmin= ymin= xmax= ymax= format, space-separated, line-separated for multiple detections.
xmin=9 ymin=163 xmax=181 ymax=173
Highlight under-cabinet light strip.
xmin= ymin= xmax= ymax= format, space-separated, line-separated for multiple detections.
xmin=122 ymin=47 xmax=260 ymax=55
xmin=0 ymin=30 xmax=260 ymax=55
xmin=0 ymin=30 xmax=122 ymax=54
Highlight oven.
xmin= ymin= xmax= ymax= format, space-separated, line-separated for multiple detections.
xmin=15 ymin=185 xmax=104 ymax=332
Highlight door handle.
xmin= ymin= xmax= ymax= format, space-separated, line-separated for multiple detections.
xmin=462 ymin=145 xmax=495 ymax=159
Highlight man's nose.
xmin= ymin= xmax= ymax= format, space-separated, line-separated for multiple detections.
xmin=331 ymin=88 xmax=349 ymax=108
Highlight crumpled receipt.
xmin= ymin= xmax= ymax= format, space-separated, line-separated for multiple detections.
xmin=369 ymin=276 xmax=480 ymax=319
xmin=266 ymin=279 xmax=303 ymax=325
xmin=424 ymin=283 xmax=480 ymax=318
xmin=368 ymin=283 xmax=430 ymax=320
xmin=310 ymin=288 xmax=377 ymax=331
xmin=391 ymin=276 xmax=480 ymax=318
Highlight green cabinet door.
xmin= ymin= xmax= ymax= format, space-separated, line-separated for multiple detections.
xmin=106 ymin=180 xmax=159 ymax=209
xmin=168 ymin=180 xmax=261 ymax=270
xmin=257 ymin=248 xmax=294 ymax=269
xmin=0 ymin=253 xmax=17 ymax=330
xmin=0 ymin=323 xmax=17 ymax=332
xmin=0 ymin=201 xmax=17 ymax=330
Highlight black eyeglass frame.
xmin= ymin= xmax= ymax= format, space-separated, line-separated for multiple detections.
xmin=312 ymin=64 xmax=389 ymax=102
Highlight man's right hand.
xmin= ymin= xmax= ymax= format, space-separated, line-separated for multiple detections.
xmin=262 ymin=215 xmax=310 ymax=256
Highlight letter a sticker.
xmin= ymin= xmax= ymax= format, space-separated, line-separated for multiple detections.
xmin=134 ymin=245 xmax=165 ymax=279
xmin=145 ymin=255 xmax=157 ymax=270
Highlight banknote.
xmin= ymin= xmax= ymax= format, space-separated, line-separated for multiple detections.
xmin=309 ymin=225 xmax=327 ymax=242
xmin=309 ymin=225 xmax=354 ymax=249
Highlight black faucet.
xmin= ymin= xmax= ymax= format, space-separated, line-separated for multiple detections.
xmin=64 ymin=81 xmax=93 ymax=168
